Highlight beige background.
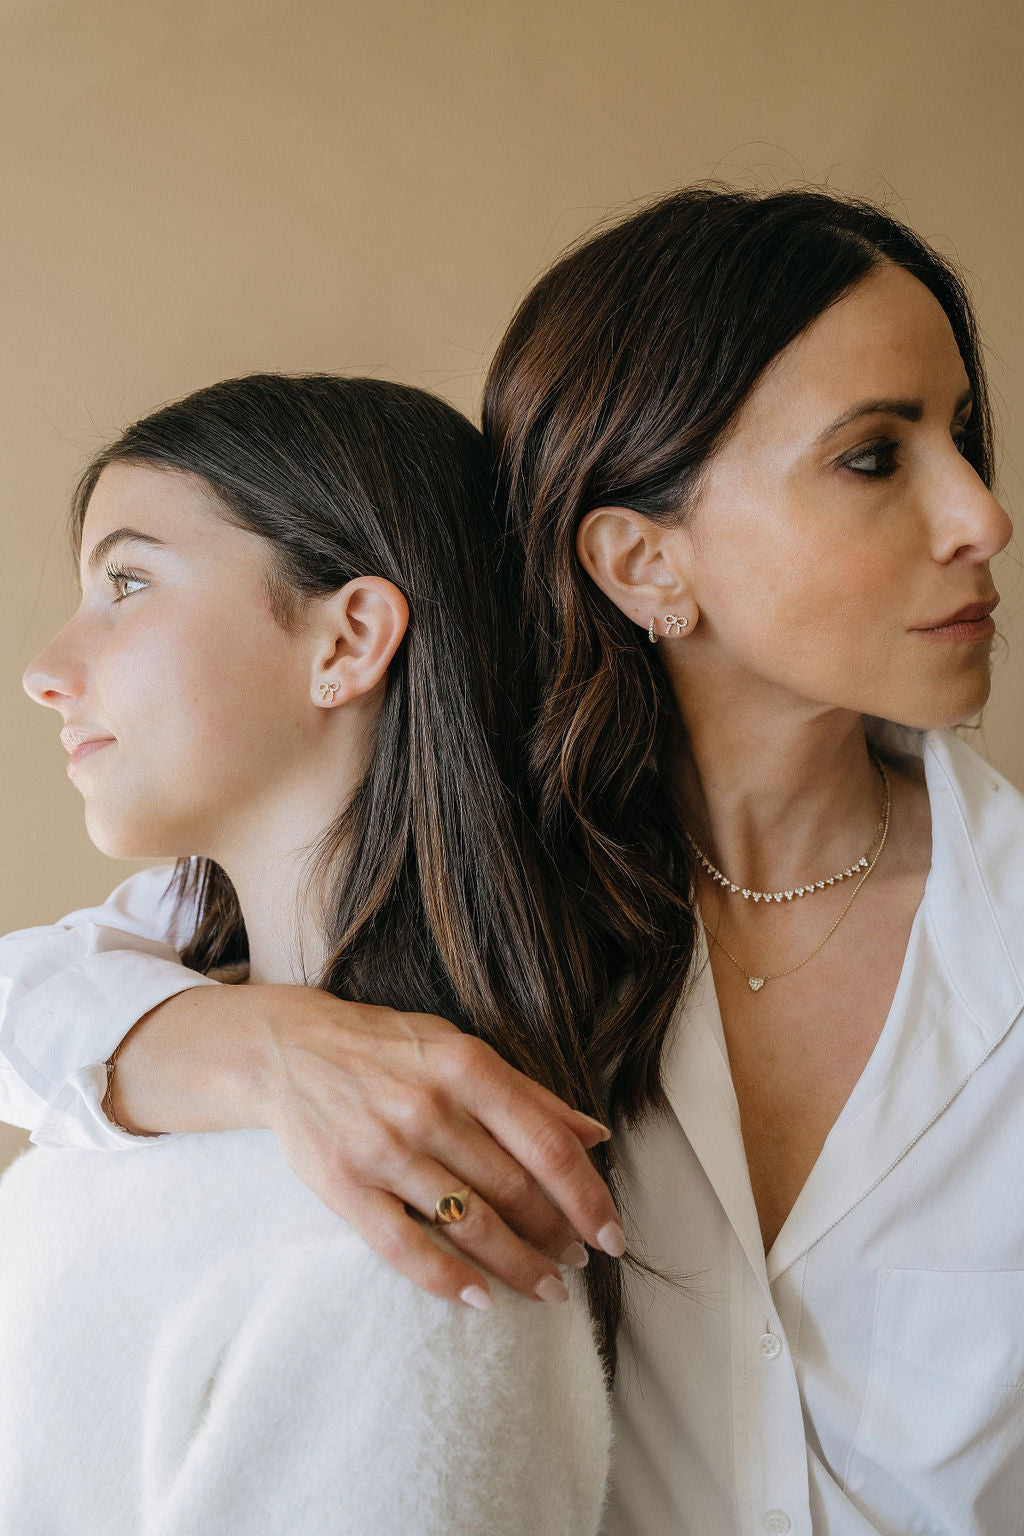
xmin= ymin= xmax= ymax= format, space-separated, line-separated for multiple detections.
xmin=1 ymin=0 xmax=1021 ymax=1167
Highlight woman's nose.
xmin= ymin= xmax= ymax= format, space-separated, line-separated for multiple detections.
xmin=933 ymin=456 xmax=1013 ymax=566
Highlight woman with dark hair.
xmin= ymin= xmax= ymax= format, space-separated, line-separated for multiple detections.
xmin=3 ymin=189 xmax=1021 ymax=1534
xmin=0 ymin=373 xmax=610 ymax=1533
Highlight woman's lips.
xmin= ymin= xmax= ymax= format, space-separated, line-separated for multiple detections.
xmin=916 ymin=614 xmax=996 ymax=642
xmin=912 ymin=599 xmax=998 ymax=643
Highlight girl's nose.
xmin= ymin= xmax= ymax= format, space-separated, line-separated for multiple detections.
xmin=23 ymin=635 xmax=82 ymax=711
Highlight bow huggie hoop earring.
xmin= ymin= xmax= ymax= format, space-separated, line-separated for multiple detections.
xmin=664 ymin=615 xmax=688 ymax=636
xmin=648 ymin=616 xmax=658 ymax=644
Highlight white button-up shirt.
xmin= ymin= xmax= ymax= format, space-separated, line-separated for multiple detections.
xmin=2 ymin=729 xmax=1024 ymax=1533
xmin=610 ymin=728 xmax=1024 ymax=1534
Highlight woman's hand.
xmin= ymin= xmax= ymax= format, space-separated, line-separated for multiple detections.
xmin=110 ymin=984 xmax=624 ymax=1310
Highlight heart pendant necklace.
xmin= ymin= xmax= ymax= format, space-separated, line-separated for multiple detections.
xmin=705 ymin=758 xmax=891 ymax=994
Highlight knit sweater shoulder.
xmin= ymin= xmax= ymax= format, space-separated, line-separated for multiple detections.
xmin=0 ymin=1128 xmax=610 ymax=1536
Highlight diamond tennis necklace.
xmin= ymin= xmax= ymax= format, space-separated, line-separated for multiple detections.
xmin=699 ymin=756 xmax=892 ymax=993
xmin=685 ymin=757 xmax=886 ymax=904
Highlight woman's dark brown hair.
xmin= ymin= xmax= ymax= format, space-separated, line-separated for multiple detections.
xmin=70 ymin=373 xmax=621 ymax=1366
xmin=483 ymin=185 xmax=995 ymax=1219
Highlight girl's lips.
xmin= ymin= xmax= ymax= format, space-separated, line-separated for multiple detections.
xmin=65 ymin=737 xmax=116 ymax=773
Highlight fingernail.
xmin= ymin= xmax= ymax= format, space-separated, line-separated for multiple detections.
xmin=459 ymin=1285 xmax=493 ymax=1312
xmin=559 ymin=1241 xmax=589 ymax=1268
xmin=576 ymin=1113 xmax=611 ymax=1140
xmin=534 ymin=1273 xmax=570 ymax=1304
xmin=596 ymin=1221 xmax=627 ymax=1257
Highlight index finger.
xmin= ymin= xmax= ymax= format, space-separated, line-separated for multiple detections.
xmin=454 ymin=1043 xmax=626 ymax=1257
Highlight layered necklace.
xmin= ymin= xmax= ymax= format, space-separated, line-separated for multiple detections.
xmin=691 ymin=754 xmax=891 ymax=993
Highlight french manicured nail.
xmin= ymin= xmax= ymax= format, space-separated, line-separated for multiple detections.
xmin=559 ymin=1241 xmax=589 ymax=1268
xmin=459 ymin=1285 xmax=493 ymax=1312
xmin=535 ymin=1273 xmax=570 ymax=1304
xmin=576 ymin=1113 xmax=611 ymax=1140
xmin=597 ymin=1221 xmax=627 ymax=1257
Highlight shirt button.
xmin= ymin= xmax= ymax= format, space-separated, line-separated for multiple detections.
xmin=763 ymin=1513 xmax=791 ymax=1534
xmin=758 ymin=1330 xmax=783 ymax=1360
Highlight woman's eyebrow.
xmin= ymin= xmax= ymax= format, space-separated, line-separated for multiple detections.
xmin=816 ymin=386 xmax=974 ymax=445
xmin=85 ymin=527 xmax=169 ymax=573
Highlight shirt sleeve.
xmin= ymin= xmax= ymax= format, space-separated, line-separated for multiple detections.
xmin=0 ymin=866 xmax=216 ymax=1149
xmin=141 ymin=1239 xmax=611 ymax=1536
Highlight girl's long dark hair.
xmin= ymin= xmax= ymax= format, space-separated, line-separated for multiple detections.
xmin=483 ymin=186 xmax=995 ymax=1155
xmin=71 ymin=373 xmax=622 ymax=1368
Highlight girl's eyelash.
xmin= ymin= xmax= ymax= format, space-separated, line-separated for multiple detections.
xmin=104 ymin=563 xmax=148 ymax=601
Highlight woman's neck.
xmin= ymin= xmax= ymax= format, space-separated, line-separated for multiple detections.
xmin=675 ymin=688 xmax=885 ymax=895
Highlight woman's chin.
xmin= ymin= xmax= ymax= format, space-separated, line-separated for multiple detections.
xmin=879 ymin=670 xmax=992 ymax=733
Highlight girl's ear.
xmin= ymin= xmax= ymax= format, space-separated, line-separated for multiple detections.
xmin=576 ymin=507 xmax=698 ymax=641
xmin=309 ymin=576 xmax=409 ymax=707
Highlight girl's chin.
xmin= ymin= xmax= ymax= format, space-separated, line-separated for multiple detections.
xmin=83 ymin=813 xmax=199 ymax=863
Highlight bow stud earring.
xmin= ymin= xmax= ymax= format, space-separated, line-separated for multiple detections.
xmin=318 ymin=681 xmax=341 ymax=702
xmin=664 ymin=615 xmax=688 ymax=636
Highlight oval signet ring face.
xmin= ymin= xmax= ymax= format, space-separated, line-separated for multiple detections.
xmin=434 ymin=1188 xmax=471 ymax=1224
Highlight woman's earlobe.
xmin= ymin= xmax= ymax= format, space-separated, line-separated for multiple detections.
xmin=647 ymin=612 xmax=695 ymax=644
xmin=578 ymin=507 xmax=694 ymax=627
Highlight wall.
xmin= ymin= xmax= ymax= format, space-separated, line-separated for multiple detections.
xmin=2 ymin=0 xmax=1021 ymax=1164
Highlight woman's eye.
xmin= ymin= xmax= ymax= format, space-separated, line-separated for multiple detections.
xmin=105 ymin=564 xmax=148 ymax=602
xmin=844 ymin=439 xmax=900 ymax=478
xmin=953 ymin=430 xmax=969 ymax=456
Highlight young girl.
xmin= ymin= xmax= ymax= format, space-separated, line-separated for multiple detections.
xmin=4 ymin=189 xmax=1021 ymax=1535
xmin=0 ymin=374 xmax=609 ymax=1534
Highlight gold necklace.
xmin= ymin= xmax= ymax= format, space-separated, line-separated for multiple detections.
xmin=686 ymin=753 xmax=886 ymax=905
xmin=705 ymin=759 xmax=891 ymax=993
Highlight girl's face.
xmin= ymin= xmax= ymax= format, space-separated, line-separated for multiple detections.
xmin=24 ymin=463 xmax=321 ymax=859
xmin=665 ymin=262 xmax=1012 ymax=730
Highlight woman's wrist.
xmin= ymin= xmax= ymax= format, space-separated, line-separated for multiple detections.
xmin=105 ymin=983 xmax=279 ymax=1136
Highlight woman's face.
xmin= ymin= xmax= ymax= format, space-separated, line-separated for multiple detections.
xmin=24 ymin=463 xmax=320 ymax=859
xmin=670 ymin=261 xmax=1012 ymax=730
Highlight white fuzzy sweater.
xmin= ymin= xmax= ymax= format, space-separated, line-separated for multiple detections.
xmin=0 ymin=1130 xmax=610 ymax=1535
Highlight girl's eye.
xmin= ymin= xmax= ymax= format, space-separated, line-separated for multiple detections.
xmin=844 ymin=439 xmax=900 ymax=478
xmin=105 ymin=564 xmax=148 ymax=602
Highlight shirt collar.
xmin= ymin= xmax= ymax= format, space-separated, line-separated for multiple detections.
xmin=661 ymin=726 xmax=1024 ymax=1285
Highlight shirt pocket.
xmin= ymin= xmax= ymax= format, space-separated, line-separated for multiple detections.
xmin=845 ymin=1268 xmax=1024 ymax=1535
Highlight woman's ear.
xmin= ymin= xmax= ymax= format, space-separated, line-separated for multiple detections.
xmin=576 ymin=507 xmax=698 ymax=642
xmin=309 ymin=576 xmax=409 ymax=708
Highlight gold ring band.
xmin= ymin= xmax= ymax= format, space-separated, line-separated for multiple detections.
xmin=434 ymin=1188 xmax=471 ymax=1224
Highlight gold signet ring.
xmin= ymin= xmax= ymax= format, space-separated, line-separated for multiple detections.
xmin=434 ymin=1188 xmax=471 ymax=1224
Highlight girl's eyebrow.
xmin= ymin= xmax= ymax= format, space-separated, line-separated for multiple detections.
xmin=85 ymin=528 xmax=169 ymax=574
xmin=815 ymin=386 xmax=974 ymax=445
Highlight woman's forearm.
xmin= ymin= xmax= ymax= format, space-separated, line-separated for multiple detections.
xmin=107 ymin=982 xmax=277 ymax=1135
xmin=109 ymin=979 xmax=624 ymax=1307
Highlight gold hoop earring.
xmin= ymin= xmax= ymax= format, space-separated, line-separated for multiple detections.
xmin=648 ymin=616 xmax=657 ymax=644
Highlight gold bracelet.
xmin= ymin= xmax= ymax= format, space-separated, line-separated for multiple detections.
xmin=102 ymin=1040 xmax=137 ymax=1136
